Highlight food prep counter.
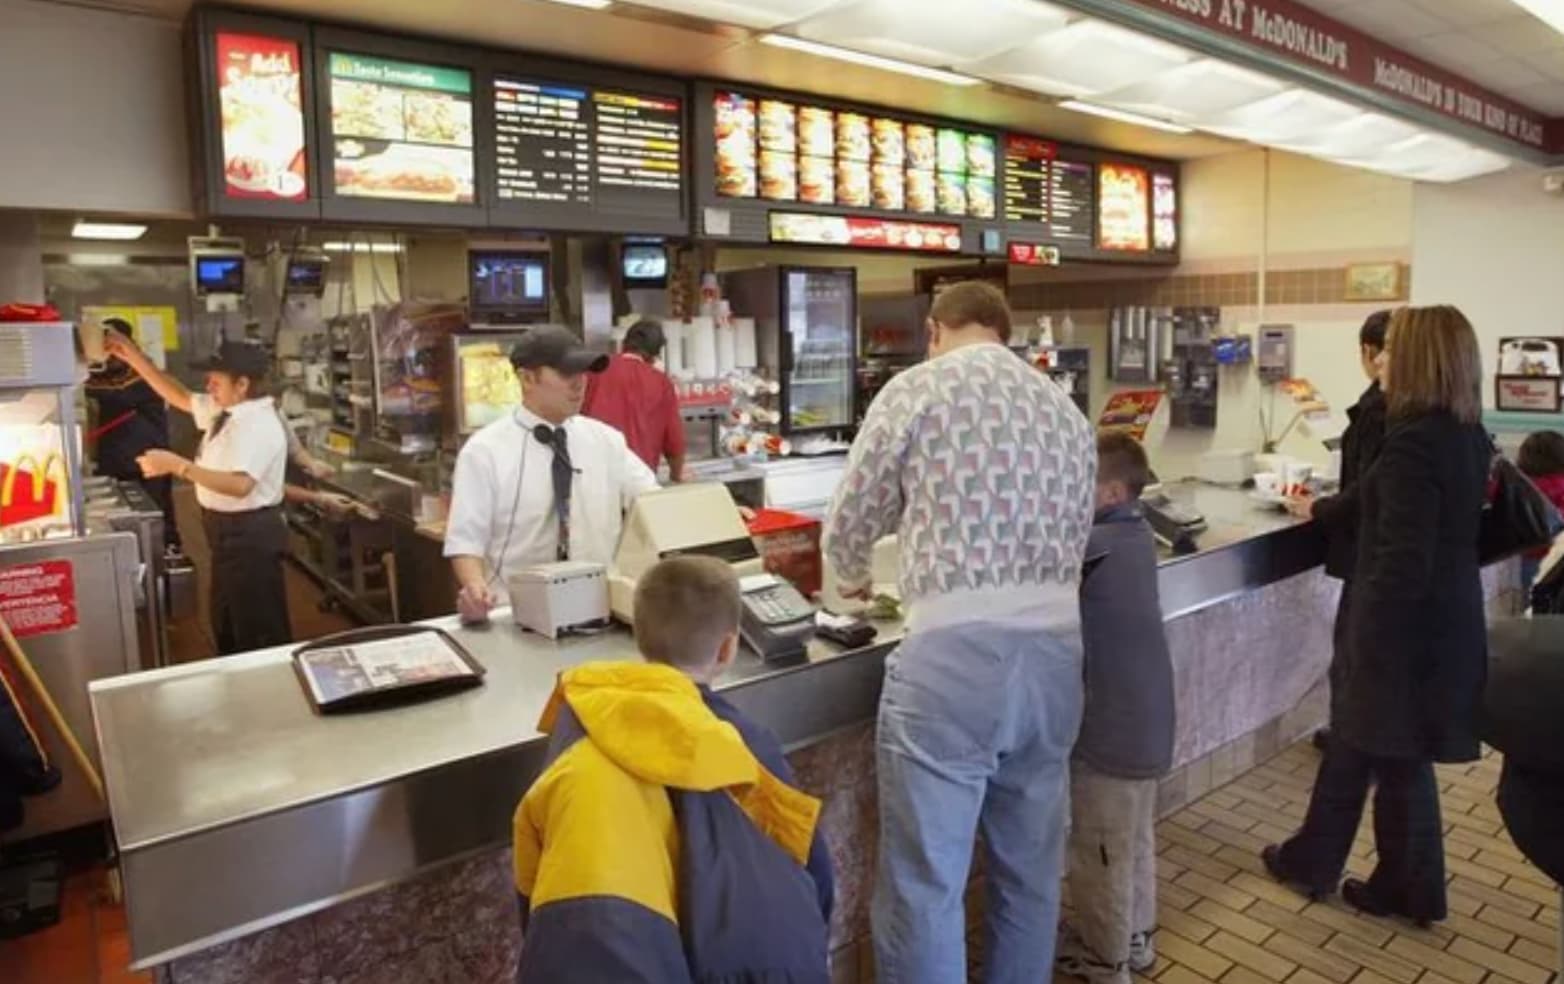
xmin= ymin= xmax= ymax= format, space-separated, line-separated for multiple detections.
xmin=93 ymin=487 xmax=1522 ymax=981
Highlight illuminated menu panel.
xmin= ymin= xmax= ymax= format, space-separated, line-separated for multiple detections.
xmin=715 ymin=90 xmax=996 ymax=220
xmin=1099 ymin=163 xmax=1151 ymax=252
xmin=1153 ymin=172 xmax=1177 ymax=251
xmin=493 ymin=76 xmax=684 ymax=221
xmin=217 ymin=32 xmax=309 ymax=202
xmin=1003 ymin=135 xmax=1053 ymax=225
xmin=328 ymin=52 xmax=475 ymax=204
xmin=1050 ymin=159 xmax=1094 ymax=245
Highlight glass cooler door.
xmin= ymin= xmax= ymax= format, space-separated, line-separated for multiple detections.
xmin=782 ymin=267 xmax=857 ymax=435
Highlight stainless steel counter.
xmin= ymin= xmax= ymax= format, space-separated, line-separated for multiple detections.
xmin=93 ymin=480 xmax=1321 ymax=969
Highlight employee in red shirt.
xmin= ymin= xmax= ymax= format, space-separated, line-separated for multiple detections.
xmin=583 ymin=320 xmax=687 ymax=482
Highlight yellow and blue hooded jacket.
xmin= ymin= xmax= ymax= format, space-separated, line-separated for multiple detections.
xmin=513 ymin=662 xmax=834 ymax=983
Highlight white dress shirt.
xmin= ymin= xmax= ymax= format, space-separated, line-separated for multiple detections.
xmin=191 ymin=394 xmax=288 ymax=512
xmin=443 ymin=406 xmax=660 ymax=583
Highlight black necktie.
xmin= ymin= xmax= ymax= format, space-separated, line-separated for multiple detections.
xmin=210 ymin=411 xmax=231 ymax=438
xmin=535 ymin=425 xmax=573 ymax=561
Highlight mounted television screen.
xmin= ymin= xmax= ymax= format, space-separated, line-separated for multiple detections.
xmin=469 ymin=250 xmax=550 ymax=322
xmin=194 ymin=255 xmax=246 ymax=296
xmin=621 ymin=242 xmax=669 ymax=287
xmin=285 ymin=256 xmax=328 ymax=296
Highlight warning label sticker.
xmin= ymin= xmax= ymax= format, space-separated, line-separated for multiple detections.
xmin=0 ymin=560 xmax=78 ymax=638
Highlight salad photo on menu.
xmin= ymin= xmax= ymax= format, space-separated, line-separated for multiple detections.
xmin=329 ymin=52 xmax=475 ymax=204
xmin=216 ymin=32 xmax=309 ymax=202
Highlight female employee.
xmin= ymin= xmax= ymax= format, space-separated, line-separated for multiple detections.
xmin=105 ymin=331 xmax=292 ymax=655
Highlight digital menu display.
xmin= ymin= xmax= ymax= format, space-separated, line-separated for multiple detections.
xmin=492 ymin=78 xmax=683 ymax=223
xmin=216 ymin=32 xmax=308 ymax=202
xmin=1051 ymin=159 xmax=1094 ymax=245
xmin=1153 ymin=172 xmax=1177 ymax=252
xmin=715 ymin=90 xmax=996 ymax=220
xmin=770 ymin=213 xmax=962 ymax=252
xmin=1098 ymin=163 xmax=1151 ymax=252
xmin=1003 ymin=137 xmax=1097 ymax=246
xmin=328 ymin=52 xmax=475 ymax=204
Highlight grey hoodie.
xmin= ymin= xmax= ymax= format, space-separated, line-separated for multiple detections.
xmin=1075 ymin=503 xmax=1175 ymax=779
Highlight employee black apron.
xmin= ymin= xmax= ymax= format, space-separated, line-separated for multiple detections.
xmin=202 ymin=505 xmax=292 ymax=656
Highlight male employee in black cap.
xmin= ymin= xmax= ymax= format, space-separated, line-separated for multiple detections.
xmin=444 ymin=325 xmax=660 ymax=623
xmin=105 ymin=330 xmax=292 ymax=654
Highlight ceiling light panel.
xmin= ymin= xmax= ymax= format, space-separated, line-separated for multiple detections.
xmin=1198 ymin=88 xmax=1360 ymax=144
xmin=962 ymin=19 xmax=1192 ymax=98
xmin=791 ymin=0 xmax=1073 ymax=66
xmin=72 ymin=221 xmax=148 ymax=241
xmin=1095 ymin=58 xmax=1284 ymax=122
xmin=1274 ymin=112 xmax=1421 ymax=159
xmin=623 ymin=0 xmax=841 ymax=29
xmin=758 ymin=34 xmax=981 ymax=84
xmin=1058 ymin=100 xmax=1192 ymax=133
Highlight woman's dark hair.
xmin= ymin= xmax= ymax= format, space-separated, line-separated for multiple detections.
xmin=1360 ymin=309 xmax=1391 ymax=352
xmin=1518 ymin=430 xmax=1564 ymax=478
xmin=1384 ymin=306 xmax=1482 ymax=424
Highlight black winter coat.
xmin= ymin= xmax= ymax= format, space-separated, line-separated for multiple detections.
xmin=1339 ymin=409 xmax=1490 ymax=763
xmin=1311 ymin=382 xmax=1386 ymax=581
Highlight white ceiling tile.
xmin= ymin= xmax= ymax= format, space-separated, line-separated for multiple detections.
xmin=1466 ymin=13 xmax=1564 ymax=56
xmin=1522 ymin=46 xmax=1564 ymax=82
xmin=1457 ymin=58 xmax=1548 ymax=91
xmin=1399 ymin=31 xmax=1507 ymax=72
xmin=1504 ymin=79 xmax=1564 ymax=113
xmin=793 ymin=0 xmax=1073 ymax=66
xmin=1405 ymin=0 xmax=1517 ymax=30
xmin=1309 ymin=0 xmax=1451 ymax=41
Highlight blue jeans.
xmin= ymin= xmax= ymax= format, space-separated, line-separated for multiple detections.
xmin=872 ymin=619 xmax=1085 ymax=984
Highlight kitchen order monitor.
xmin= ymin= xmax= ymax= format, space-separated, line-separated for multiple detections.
xmin=488 ymin=68 xmax=686 ymax=235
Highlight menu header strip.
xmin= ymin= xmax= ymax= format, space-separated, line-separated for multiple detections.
xmin=329 ymin=52 xmax=471 ymax=95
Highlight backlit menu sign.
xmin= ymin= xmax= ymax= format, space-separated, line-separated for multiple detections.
xmin=1153 ymin=172 xmax=1178 ymax=251
xmin=327 ymin=52 xmax=475 ymax=204
xmin=715 ymin=90 xmax=996 ymax=220
xmin=770 ymin=213 xmax=962 ymax=253
xmin=1002 ymin=137 xmax=1095 ymax=246
xmin=216 ymin=32 xmax=308 ymax=202
xmin=492 ymin=76 xmax=683 ymax=228
xmin=1098 ymin=163 xmax=1151 ymax=252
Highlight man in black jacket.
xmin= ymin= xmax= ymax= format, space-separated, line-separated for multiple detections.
xmin=1287 ymin=310 xmax=1390 ymax=750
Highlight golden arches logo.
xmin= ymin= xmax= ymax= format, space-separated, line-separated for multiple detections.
xmin=1 ymin=453 xmax=65 ymax=509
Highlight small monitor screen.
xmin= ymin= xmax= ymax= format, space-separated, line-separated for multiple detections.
xmin=622 ymin=243 xmax=669 ymax=287
xmin=194 ymin=255 xmax=245 ymax=295
xmin=285 ymin=258 xmax=327 ymax=295
xmin=470 ymin=251 xmax=549 ymax=321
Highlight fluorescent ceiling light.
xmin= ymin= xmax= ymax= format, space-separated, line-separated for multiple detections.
xmin=72 ymin=221 xmax=147 ymax=241
xmin=321 ymin=241 xmax=403 ymax=254
xmin=1199 ymin=88 xmax=1359 ymax=143
xmin=1058 ymin=100 xmax=1192 ymax=134
xmin=1339 ymin=134 xmax=1512 ymax=184
xmin=1275 ymin=112 xmax=1420 ymax=159
xmin=1095 ymin=58 xmax=1283 ymax=122
xmin=1508 ymin=0 xmax=1564 ymax=35
xmin=963 ymin=19 xmax=1192 ymax=98
xmin=536 ymin=0 xmax=612 ymax=8
xmin=67 ymin=253 xmax=130 ymax=266
xmin=758 ymin=33 xmax=982 ymax=85
xmin=792 ymin=0 xmax=1072 ymax=66
xmin=625 ymin=0 xmax=839 ymax=30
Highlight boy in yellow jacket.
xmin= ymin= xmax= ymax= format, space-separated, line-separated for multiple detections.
xmin=513 ymin=556 xmax=834 ymax=982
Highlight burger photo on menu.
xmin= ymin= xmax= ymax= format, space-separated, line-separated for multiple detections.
xmin=906 ymin=169 xmax=936 ymax=213
xmin=967 ymin=177 xmax=996 ymax=219
xmin=872 ymin=163 xmax=905 ymax=211
xmin=871 ymin=118 xmax=904 ymax=165
xmin=936 ymin=172 xmax=967 ymax=216
xmin=837 ymin=159 xmax=871 ymax=208
xmin=967 ymin=135 xmax=997 ymax=178
xmin=760 ymin=149 xmax=798 ymax=201
xmin=906 ymin=124 xmax=936 ymax=171
xmin=836 ymin=113 xmax=872 ymax=163
xmin=714 ymin=92 xmax=758 ymax=198
xmin=759 ymin=99 xmax=797 ymax=153
xmin=936 ymin=129 xmax=967 ymax=173
xmin=800 ymin=156 xmax=834 ymax=205
xmin=798 ymin=106 xmax=834 ymax=158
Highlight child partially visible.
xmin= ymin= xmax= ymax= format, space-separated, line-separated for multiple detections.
xmin=1057 ymin=433 xmax=1175 ymax=984
xmin=1517 ymin=430 xmax=1564 ymax=589
xmin=512 ymin=555 xmax=833 ymax=983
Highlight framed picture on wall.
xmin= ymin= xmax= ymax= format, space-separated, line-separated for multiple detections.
xmin=1343 ymin=262 xmax=1402 ymax=302
xmin=1495 ymin=336 xmax=1564 ymax=413
xmin=1495 ymin=376 xmax=1563 ymax=413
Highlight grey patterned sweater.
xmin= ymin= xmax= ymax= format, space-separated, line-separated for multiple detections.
xmin=824 ymin=342 xmax=1097 ymax=632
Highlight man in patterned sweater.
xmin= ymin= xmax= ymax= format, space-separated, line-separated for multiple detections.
xmin=825 ymin=281 xmax=1096 ymax=984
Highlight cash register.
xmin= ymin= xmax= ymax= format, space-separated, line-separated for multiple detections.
xmin=610 ymin=484 xmax=818 ymax=659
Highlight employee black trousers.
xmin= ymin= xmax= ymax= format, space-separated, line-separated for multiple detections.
xmin=1274 ymin=738 xmax=1447 ymax=922
xmin=202 ymin=506 xmax=292 ymax=656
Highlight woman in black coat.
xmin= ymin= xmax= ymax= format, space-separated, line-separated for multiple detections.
xmin=1264 ymin=305 xmax=1491 ymax=926
xmin=1288 ymin=310 xmax=1390 ymax=748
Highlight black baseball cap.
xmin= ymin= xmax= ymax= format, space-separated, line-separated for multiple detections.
xmin=509 ymin=326 xmax=609 ymax=375
xmin=192 ymin=340 xmax=270 ymax=380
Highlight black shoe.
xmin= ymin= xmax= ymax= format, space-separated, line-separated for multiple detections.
xmin=1261 ymin=845 xmax=1333 ymax=903
xmin=1342 ymin=878 xmax=1436 ymax=929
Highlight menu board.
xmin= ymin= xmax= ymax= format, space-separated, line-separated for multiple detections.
xmin=492 ymin=77 xmax=682 ymax=223
xmin=216 ymin=32 xmax=308 ymax=202
xmin=328 ymin=52 xmax=475 ymax=204
xmin=1050 ymin=159 xmax=1095 ymax=245
xmin=1098 ymin=163 xmax=1151 ymax=252
xmin=1153 ymin=172 xmax=1178 ymax=252
xmin=714 ymin=90 xmax=996 ymax=220
xmin=770 ymin=213 xmax=962 ymax=252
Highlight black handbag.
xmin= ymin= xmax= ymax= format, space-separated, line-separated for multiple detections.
xmin=1478 ymin=450 xmax=1564 ymax=565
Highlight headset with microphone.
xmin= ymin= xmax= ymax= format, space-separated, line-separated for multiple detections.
xmin=483 ymin=413 xmax=582 ymax=592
